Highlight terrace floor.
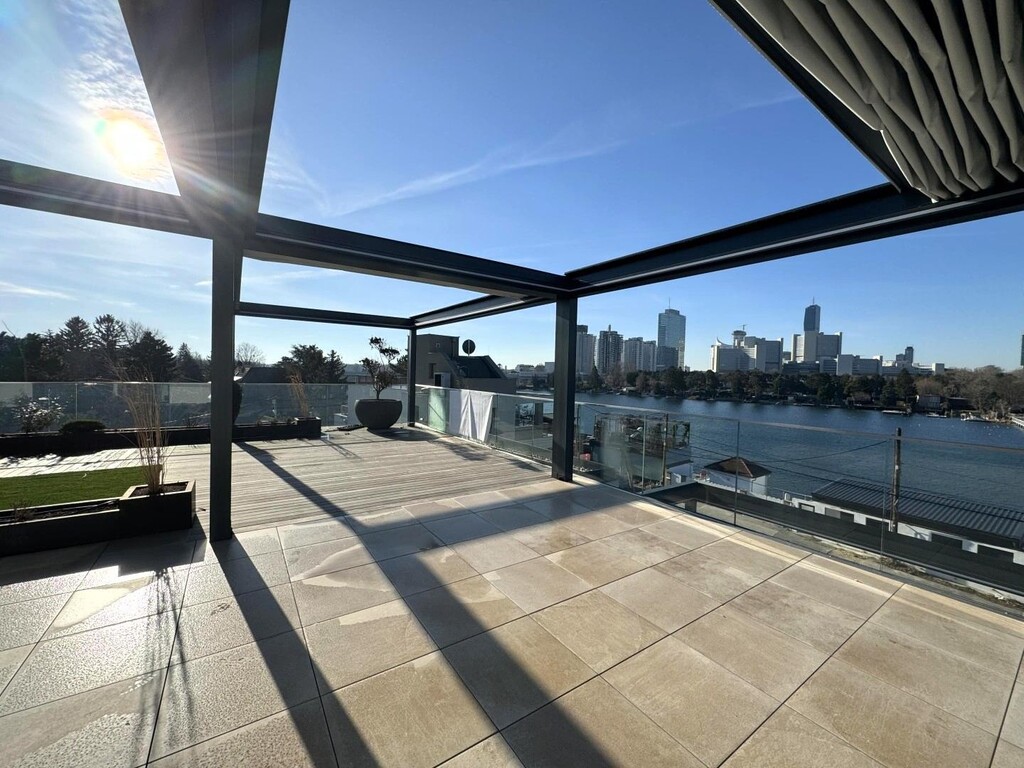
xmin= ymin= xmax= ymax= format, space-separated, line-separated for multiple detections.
xmin=2 ymin=433 xmax=1024 ymax=767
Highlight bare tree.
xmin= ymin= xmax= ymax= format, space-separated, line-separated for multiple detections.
xmin=235 ymin=342 xmax=266 ymax=374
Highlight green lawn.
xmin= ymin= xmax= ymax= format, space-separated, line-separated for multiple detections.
xmin=0 ymin=466 xmax=153 ymax=510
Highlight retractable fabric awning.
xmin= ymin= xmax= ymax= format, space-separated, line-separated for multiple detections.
xmin=732 ymin=0 xmax=1024 ymax=201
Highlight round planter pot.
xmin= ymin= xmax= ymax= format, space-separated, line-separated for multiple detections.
xmin=354 ymin=398 xmax=403 ymax=430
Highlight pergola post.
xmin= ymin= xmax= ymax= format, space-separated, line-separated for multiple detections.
xmin=406 ymin=327 xmax=418 ymax=425
xmin=551 ymin=296 xmax=577 ymax=481
xmin=209 ymin=236 xmax=241 ymax=541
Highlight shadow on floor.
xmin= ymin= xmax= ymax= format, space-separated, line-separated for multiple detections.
xmin=233 ymin=441 xmax=621 ymax=765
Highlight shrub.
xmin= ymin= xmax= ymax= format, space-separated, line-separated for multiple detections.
xmin=59 ymin=419 xmax=106 ymax=435
xmin=13 ymin=395 xmax=63 ymax=433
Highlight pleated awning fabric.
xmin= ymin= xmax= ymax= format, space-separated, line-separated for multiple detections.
xmin=735 ymin=0 xmax=1024 ymax=201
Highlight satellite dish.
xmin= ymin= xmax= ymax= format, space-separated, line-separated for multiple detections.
xmin=462 ymin=339 xmax=476 ymax=355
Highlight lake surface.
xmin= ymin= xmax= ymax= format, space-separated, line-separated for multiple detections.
xmin=559 ymin=394 xmax=1024 ymax=512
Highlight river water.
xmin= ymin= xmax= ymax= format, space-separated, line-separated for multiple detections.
xmin=565 ymin=394 xmax=1024 ymax=512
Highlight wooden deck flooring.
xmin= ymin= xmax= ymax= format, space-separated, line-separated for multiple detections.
xmin=164 ymin=427 xmax=550 ymax=532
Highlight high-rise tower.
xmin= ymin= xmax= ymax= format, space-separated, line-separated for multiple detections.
xmin=657 ymin=308 xmax=686 ymax=369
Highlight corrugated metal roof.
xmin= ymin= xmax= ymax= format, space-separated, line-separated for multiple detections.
xmin=812 ymin=479 xmax=1024 ymax=548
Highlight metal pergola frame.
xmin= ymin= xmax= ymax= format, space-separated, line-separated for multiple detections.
xmin=2 ymin=0 xmax=1022 ymax=539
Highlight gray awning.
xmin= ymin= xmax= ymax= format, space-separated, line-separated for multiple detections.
xmin=734 ymin=0 xmax=1024 ymax=200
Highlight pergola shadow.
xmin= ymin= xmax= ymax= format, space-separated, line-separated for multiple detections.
xmin=227 ymin=440 xmax=626 ymax=765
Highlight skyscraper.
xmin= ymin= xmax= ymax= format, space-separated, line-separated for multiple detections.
xmin=641 ymin=340 xmax=657 ymax=372
xmin=801 ymin=303 xmax=821 ymax=362
xmin=596 ymin=326 xmax=623 ymax=375
xmin=575 ymin=325 xmax=595 ymax=375
xmin=622 ymin=337 xmax=644 ymax=373
xmin=658 ymin=308 xmax=686 ymax=369
xmin=804 ymin=303 xmax=821 ymax=334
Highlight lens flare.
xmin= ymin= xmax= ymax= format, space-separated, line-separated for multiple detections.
xmin=94 ymin=111 xmax=168 ymax=180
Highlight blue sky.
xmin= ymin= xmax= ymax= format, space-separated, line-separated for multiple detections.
xmin=0 ymin=0 xmax=1021 ymax=372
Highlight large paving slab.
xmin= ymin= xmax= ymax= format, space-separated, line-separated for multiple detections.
xmin=2 ymin=437 xmax=1024 ymax=767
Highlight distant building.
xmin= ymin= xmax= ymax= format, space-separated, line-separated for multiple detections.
xmin=622 ymin=337 xmax=645 ymax=373
xmin=641 ymin=341 xmax=657 ymax=372
xmin=836 ymin=354 xmax=882 ymax=376
xmin=882 ymin=346 xmax=943 ymax=376
xmin=596 ymin=326 xmax=623 ymax=375
xmin=655 ymin=345 xmax=678 ymax=371
xmin=415 ymin=334 xmax=515 ymax=394
xmin=710 ymin=331 xmax=782 ymax=373
xmin=575 ymin=325 xmax=595 ymax=376
xmin=710 ymin=341 xmax=750 ymax=373
xmin=701 ymin=456 xmax=771 ymax=495
xmin=804 ymin=303 xmax=821 ymax=334
xmin=817 ymin=332 xmax=842 ymax=359
xmin=658 ymin=308 xmax=686 ymax=370
xmin=794 ymin=302 xmax=842 ymax=364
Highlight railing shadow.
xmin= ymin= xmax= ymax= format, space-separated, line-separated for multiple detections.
xmin=236 ymin=441 xmax=625 ymax=765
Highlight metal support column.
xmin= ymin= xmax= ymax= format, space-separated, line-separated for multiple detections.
xmin=406 ymin=327 xmax=417 ymax=425
xmin=209 ymin=237 xmax=241 ymax=541
xmin=551 ymin=296 xmax=577 ymax=481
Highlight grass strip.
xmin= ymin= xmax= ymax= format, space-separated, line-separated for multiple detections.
xmin=0 ymin=466 xmax=153 ymax=510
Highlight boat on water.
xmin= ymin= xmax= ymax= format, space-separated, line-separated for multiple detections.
xmin=961 ymin=413 xmax=989 ymax=422
xmin=882 ymin=409 xmax=910 ymax=416
xmin=926 ymin=413 xmax=947 ymax=418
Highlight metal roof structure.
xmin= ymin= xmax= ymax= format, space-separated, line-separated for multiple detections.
xmin=1 ymin=0 xmax=1022 ymax=537
xmin=813 ymin=479 xmax=1024 ymax=549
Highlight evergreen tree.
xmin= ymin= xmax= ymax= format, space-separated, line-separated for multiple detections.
xmin=174 ymin=343 xmax=205 ymax=381
xmin=57 ymin=316 xmax=96 ymax=379
xmin=124 ymin=330 xmax=176 ymax=380
xmin=91 ymin=314 xmax=127 ymax=376
xmin=324 ymin=350 xmax=347 ymax=384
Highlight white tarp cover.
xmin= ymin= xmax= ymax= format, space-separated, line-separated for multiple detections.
xmin=448 ymin=389 xmax=494 ymax=442
xmin=737 ymin=0 xmax=1024 ymax=200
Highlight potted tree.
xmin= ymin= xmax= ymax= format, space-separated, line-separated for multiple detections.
xmin=354 ymin=337 xmax=403 ymax=430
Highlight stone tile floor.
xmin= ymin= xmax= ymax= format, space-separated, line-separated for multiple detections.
xmin=2 ymin=476 xmax=1024 ymax=767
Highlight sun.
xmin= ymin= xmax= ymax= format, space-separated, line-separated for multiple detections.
xmin=94 ymin=111 xmax=168 ymax=180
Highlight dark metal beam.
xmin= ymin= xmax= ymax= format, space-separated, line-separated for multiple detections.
xmin=209 ymin=237 xmax=241 ymax=541
xmin=120 ymin=0 xmax=289 ymax=237
xmin=237 ymin=301 xmax=413 ymax=329
xmin=710 ymin=0 xmax=910 ymax=191
xmin=412 ymin=295 xmax=553 ymax=329
xmin=249 ymin=214 xmax=576 ymax=299
xmin=551 ymin=297 xmax=578 ymax=482
xmin=0 ymin=160 xmax=198 ymax=237
xmin=568 ymin=184 xmax=1024 ymax=296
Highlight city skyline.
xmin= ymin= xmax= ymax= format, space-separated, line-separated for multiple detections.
xmin=1 ymin=1 xmax=1022 ymax=373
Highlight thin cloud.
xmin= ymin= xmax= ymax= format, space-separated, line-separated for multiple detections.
xmin=0 ymin=281 xmax=74 ymax=300
xmin=268 ymin=91 xmax=802 ymax=220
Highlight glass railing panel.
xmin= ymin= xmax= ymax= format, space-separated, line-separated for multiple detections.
xmin=412 ymin=386 xmax=554 ymax=463
xmin=714 ymin=418 xmax=895 ymax=561
xmin=574 ymin=399 xmax=692 ymax=494
xmin=877 ymin=434 xmax=1024 ymax=593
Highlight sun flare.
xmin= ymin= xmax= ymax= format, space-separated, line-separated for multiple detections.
xmin=94 ymin=111 xmax=168 ymax=180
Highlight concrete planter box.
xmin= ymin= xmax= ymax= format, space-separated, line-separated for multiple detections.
xmin=0 ymin=419 xmax=322 ymax=457
xmin=0 ymin=480 xmax=196 ymax=557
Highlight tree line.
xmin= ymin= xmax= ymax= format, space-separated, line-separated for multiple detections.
xmin=0 ymin=315 xmax=348 ymax=383
xmin=579 ymin=364 xmax=1024 ymax=416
